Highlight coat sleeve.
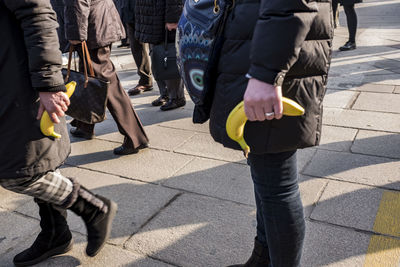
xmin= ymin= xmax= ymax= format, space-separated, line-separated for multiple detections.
xmin=248 ymin=0 xmax=318 ymax=85
xmin=165 ymin=0 xmax=183 ymax=23
xmin=64 ymin=0 xmax=91 ymax=41
xmin=2 ymin=0 xmax=66 ymax=92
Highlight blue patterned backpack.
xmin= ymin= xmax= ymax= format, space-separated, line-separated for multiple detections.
xmin=177 ymin=0 xmax=234 ymax=123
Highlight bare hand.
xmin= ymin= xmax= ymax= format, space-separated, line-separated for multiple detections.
xmin=165 ymin=23 xmax=178 ymax=31
xmin=69 ymin=40 xmax=81 ymax=45
xmin=243 ymin=78 xmax=283 ymax=121
xmin=36 ymin=91 xmax=70 ymax=123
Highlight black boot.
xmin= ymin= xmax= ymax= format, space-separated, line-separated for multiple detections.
xmin=13 ymin=199 xmax=73 ymax=267
xmin=339 ymin=41 xmax=356 ymax=51
xmin=69 ymin=187 xmax=117 ymax=257
xmin=227 ymin=238 xmax=270 ymax=267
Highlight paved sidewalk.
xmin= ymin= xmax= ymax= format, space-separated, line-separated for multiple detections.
xmin=1 ymin=0 xmax=400 ymax=266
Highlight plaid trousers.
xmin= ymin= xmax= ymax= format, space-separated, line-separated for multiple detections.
xmin=0 ymin=170 xmax=73 ymax=206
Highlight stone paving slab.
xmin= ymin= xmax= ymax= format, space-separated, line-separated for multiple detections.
xmin=143 ymin=125 xmax=196 ymax=151
xmin=163 ymin=158 xmax=254 ymax=205
xmin=0 ymin=208 xmax=38 ymax=257
xmin=298 ymin=176 xmax=328 ymax=218
xmin=67 ymin=117 xmax=121 ymax=143
xmin=297 ymin=148 xmax=317 ymax=173
xmin=351 ymin=130 xmax=400 ymax=159
xmin=94 ymin=125 xmax=197 ymax=152
xmin=323 ymin=89 xmax=358 ymax=108
xmin=395 ymin=85 xmax=400 ymax=93
xmin=174 ymin=133 xmax=245 ymax=162
xmin=135 ymin=105 xmax=194 ymax=128
xmin=66 ymin=139 xmax=194 ymax=183
xmin=14 ymin=167 xmax=180 ymax=246
xmin=352 ymin=92 xmax=400 ymax=113
xmin=354 ymin=83 xmax=396 ymax=93
xmin=303 ymin=149 xmax=400 ymax=190
xmin=159 ymin=117 xmax=210 ymax=134
xmin=374 ymin=58 xmax=400 ymax=72
xmin=361 ymin=69 xmax=400 ymax=85
xmin=323 ymin=107 xmax=400 ymax=133
xmin=319 ymin=125 xmax=358 ymax=152
xmin=125 ymin=193 xmax=255 ymax=267
xmin=0 ymin=187 xmax=30 ymax=212
xmin=301 ymin=221 xmax=370 ymax=267
xmin=65 ymin=167 xmax=180 ymax=245
xmin=327 ymin=55 xmax=385 ymax=89
xmin=0 ymin=232 xmax=173 ymax=267
xmin=310 ymin=180 xmax=382 ymax=233
xmin=129 ymin=92 xmax=162 ymax=104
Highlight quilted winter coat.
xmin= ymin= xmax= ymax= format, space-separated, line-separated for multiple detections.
xmin=0 ymin=0 xmax=69 ymax=179
xmin=209 ymin=0 xmax=334 ymax=154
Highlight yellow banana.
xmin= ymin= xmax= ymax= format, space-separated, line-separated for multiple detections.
xmin=40 ymin=81 xmax=76 ymax=138
xmin=226 ymin=97 xmax=305 ymax=157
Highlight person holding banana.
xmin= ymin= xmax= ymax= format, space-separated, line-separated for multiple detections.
xmin=206 ymin=0 xmax=333 ymax=266
xmin=0 ymin=0 xmax=117 ymax=265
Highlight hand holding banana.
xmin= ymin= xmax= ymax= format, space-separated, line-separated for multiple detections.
xmin=226 ymin=78 xmax=304 ymax=157
xmin=39 ymin=81 xmax=76 ymax=138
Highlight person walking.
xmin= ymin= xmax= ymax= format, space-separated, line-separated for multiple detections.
xmin=332 ymin=0 xmax=362 ymax=51
xmin=124 ymin=0 xmax=154 ymax=97
xmin=51 ymin=0 xmax=149 ymax=155
xmin=135 ymin=0 xmax=186 ymax=110
xmin=0 ymin=0 xmax=117 ymax=265
xmin=206 ymin=0 xmax=333 ymax=266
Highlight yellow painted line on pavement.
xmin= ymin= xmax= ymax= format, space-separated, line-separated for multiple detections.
xmin=364 ymin=191 xmax=400 ymax=267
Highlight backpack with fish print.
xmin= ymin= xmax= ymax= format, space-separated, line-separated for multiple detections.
xmin=176 ymin=0 xmax=234 ymax=123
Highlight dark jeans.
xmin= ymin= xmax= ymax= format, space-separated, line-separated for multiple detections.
xmin=248 ymin=150 xmax=305 ymax=267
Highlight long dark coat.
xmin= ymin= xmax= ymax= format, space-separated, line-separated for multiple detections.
xmin=0 ymin=0 xmax=70 ymax=179
xmin=209 ymin=0 xmax=333 ymax=154
xmin=50 ymin=0 xmax=126 ymax=52
xmin=134 ymin=0 xmax=183 ymax=44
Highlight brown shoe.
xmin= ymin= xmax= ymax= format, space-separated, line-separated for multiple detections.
xmin=128 ymin=85 xmax=153 ymax=96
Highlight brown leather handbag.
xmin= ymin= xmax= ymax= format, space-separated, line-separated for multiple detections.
xmin=62 ymin=41 xmax=109 ymax=124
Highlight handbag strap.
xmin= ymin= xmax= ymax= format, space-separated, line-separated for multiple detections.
xmin=64 ymin=44 xmax=74 ymax=83
xmin=82 ymin=41 xmax=95 ymax=77
xmin=65 ymin=41 xmax=95 ymax=88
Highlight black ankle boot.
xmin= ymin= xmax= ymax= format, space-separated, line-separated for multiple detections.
xmin=69 ymin=187 xmax=117 ymax=257
xmin=227 ymin=238 xmax=270 ymax=267
xmin=13 ymin=199 xmax=73 ymax=266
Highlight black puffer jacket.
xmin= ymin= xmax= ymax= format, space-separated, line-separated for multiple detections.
xmin=134 ymin=0 xmax=183 ymax=44
xmin=0 ymin=0 xmax=69 ymax=179
xmin=209 ymin=0 xmax=333 ymax=154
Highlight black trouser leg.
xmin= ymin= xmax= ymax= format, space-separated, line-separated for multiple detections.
xmin=127 ymin=23 xmax=152 ymax=87
xmin=343 ymin=4 xmax=357 ymax=43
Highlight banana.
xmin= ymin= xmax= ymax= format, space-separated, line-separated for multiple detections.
xmin=40 ymin=81 xmax=76 ymax=138
xmin=225 ymin=97 xmax=305 ymax=157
